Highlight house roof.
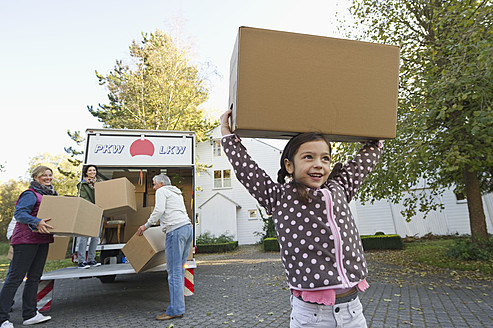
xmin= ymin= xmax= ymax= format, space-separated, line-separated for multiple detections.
xmin=198 ymin=192 xmax=242 ymax=209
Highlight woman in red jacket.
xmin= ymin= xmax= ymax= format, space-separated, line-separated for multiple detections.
xmin=0 ymin=166 xmax=55 ymax=327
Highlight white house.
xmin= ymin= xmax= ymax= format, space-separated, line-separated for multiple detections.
xmin=195 ymin=129 xmax=493 ymax=244
xmin=195 ymin=127 xmax=282 ymax=244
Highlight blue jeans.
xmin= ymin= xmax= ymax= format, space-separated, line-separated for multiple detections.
xmin=0 ymin=243 xmax=49 ymax=322
xmin=165 ymin=224 xmax=193 ymax=317
xmin=77 ymin=237 xmax=99 ymax=263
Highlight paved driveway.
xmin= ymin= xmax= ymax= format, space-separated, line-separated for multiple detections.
xmin=4 ymin=245 xmax=493 ymax=327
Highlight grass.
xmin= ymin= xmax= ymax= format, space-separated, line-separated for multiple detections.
xmin=403 ymin=238 xmax=493 ymax=274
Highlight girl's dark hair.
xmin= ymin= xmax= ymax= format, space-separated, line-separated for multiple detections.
xmin=277 ymin=132 xmax=331 ymax=203
xmin=82 ymin=164 xmax=98 ymax=178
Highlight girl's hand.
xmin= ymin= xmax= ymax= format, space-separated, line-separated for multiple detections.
xmin=36 ymin=218 xmax=53 ymax=234
xmin=220 ymin=109 xmax=233 ymax=136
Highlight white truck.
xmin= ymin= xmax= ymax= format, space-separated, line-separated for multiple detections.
xmin=40 ymin=128 xmax=197 ymax=286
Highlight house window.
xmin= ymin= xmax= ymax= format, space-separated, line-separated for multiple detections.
xmin=214 ymin=169 xmax=231 ymax=188
xmin=248 ymin=210 xmax=257 ymax=220
xmin=213 ymin=139 xmax=222 ymax=156
xmin=455 ymin=191 xmax=467 ymax=203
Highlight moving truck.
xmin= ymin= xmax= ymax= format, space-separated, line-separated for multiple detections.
xmin=41 ymin=128 xmax=197 ymax=286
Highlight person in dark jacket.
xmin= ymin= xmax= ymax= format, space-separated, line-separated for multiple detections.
xmin=76 ymin=165 xmax=102 ymax=268
xmin=0 ymin=166 xmax=56 ymax=327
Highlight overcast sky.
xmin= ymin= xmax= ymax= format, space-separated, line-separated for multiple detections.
xmin=0 ymin=0 xmax=352 ymax=182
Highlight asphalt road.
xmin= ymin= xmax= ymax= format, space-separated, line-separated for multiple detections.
xmin=3 ymin=245 xmax=493 ymax=327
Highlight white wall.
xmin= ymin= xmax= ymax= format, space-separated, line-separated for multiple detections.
xmin=355 ymin=188 xmax=493 ymax=237
xmin=195 ymin=128 xmax=282 ymax=245
xmin=197 ymin=194 xmax=238 ymax=240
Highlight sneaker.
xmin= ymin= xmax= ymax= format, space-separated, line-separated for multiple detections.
xmin=0 ymin=320 xmax=14 ymax=328
xmin=78 ymin=262 xmax=90 ymax=269
xmin=22 ymin=311 xmax=51 ymax=325
xmin=87 ymin=261 xmax=101 ymax=267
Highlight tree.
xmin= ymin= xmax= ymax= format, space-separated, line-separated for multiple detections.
xmin=88 ymin=29 xmax=217 ymax=141
xmin=335 ymin=0 xmax=493 ymax=243
xmin=28 ymin=153 xmax=80 ymax=196
xmin=0 ymin=180 xmax=29 ymax=241
xmin=59 ymin=130 xmax=85 ymax=181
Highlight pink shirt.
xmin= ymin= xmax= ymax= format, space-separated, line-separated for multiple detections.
xmin=291 ymin=279 xmax=369 ymax=306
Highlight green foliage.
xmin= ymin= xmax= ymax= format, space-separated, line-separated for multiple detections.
xmin=88 ymin=29 xmax=218 ymax=141
xmin=337 ymin=0 xmax=493 ymax=241
xmin=361 ymin=234 xmax=404 ymax=250
xmin=0 ymin=180 xmax=29 ymax=241
xmin=196 ymin=232 xmax=235 ymax=244
xmin=27 ymin=153 xmax=79 ymax=196
xmin=0 ymin=242 xmax=10 ymax=255
xmin=196 ymin=241 xmax=238 ymax=253
xmin=447 ymin=237 xmax=493 ymax=261
xmin=254 ymin=206 xmax=276 ymax=242
xmin=402 ymin=238 xmax=493 ymax=274
xmin=263 ymin=237 xmax=280 ymax=252
xmin=59 ymin=130 xmax=85 ymax=181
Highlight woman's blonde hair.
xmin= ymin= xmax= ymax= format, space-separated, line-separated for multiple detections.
xmin=31 ymin=166 xmax=53 ymax=179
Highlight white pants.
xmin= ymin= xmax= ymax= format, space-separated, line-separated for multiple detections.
xmin=290 ymin=295 xmax=367 ymax=328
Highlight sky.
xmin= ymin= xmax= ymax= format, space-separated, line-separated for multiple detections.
xmin=0 ymin=0 xmax=353 ymax=182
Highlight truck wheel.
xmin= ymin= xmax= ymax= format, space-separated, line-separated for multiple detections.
xmin=98 ymin=275 xmax=117 ymax=283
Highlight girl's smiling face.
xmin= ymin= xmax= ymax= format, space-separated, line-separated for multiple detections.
xmin=86 ymin=166 xmax=97 ymax=179
xmin=284 ymin=140 xmax=331 ymax=189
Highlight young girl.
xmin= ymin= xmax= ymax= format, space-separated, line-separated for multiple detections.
xmin=220 ymin=109 xmax=383 ymax=327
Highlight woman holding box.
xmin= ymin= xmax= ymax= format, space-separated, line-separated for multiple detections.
xmin=0 ymin=166 xmax=55 ymax=327
xmin=76 ymin=165 xmax=102 ymax=268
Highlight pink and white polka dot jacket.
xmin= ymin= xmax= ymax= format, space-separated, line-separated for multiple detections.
xmin=222 ymin=134 xmax=384 ymax=291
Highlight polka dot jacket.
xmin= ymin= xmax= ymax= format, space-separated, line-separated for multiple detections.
xmin=222 ymin=134 xmax=384 ymax=291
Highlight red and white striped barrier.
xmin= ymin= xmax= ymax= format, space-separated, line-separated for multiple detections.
xmin=184 ymin=268 xmax=194 ymax=296
xmin=37 ymin=280 xmax=54 ymax=312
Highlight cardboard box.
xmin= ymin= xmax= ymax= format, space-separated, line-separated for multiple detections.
xmin=146 ymin=169 xmax=161 ymax=194
xmin=37 ymin=196 xmax=104 ymax=237
xmin=146 ymin=194 xmax=155 ymax=207
xmin=123 ymin=206 xmax=155 ymax=242
xmin=167 ymin=169 xmax=194 ymax=219
xmin=229 ymin=26 xmax=400 ymax=141
xmin=95 ymin=177 xmax=137 ymax=217
xmin=46 ymin=236 xmax=70 ymax=261
xmin=122 ymin=226 xmax=166 ymax=273
xmin=135 ymin=192 xmax=145 ymax=208
xmin=112 ymin=171 xmax=146 ymax=193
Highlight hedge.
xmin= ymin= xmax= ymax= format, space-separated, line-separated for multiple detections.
xmin=262 ymin=234 xmax=403 ymax=252
xmin=360 ymin=234 xmax=403 ymax=250
xmin=196 ymin=241 xmax=238 ymax=253
xmin=263 ymin=238 xmax=280 ymax=252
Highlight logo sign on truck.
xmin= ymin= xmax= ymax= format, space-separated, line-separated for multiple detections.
xmin=85 ymin=134 xmax=193 ymax=166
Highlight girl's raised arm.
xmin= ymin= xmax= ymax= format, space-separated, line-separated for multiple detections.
xmin=327 ymin=140 xmax=384 ymax=202
xmin=220 ymin=113 xmax=280 ymax=215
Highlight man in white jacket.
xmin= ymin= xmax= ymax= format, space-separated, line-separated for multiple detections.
xmin=136 ymin=174 xmax=193 ymax=321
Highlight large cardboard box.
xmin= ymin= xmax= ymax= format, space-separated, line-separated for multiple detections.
xmin=229 ymin=26 xmax=400 ymax=141
xmin=112 ymin=171 xmax=146 ymax=193
xmin=37 ymin=196 xmax=103 ymax=237
xmin=95 ymin=177 xmax=137 ymax=217
xmin=46 ymin=236 xmax=70 ymax=261
xmin=122 ymin=226 xmax=166 ymax=273
xmin=123 ymin=206 xmax=155 ymax=242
